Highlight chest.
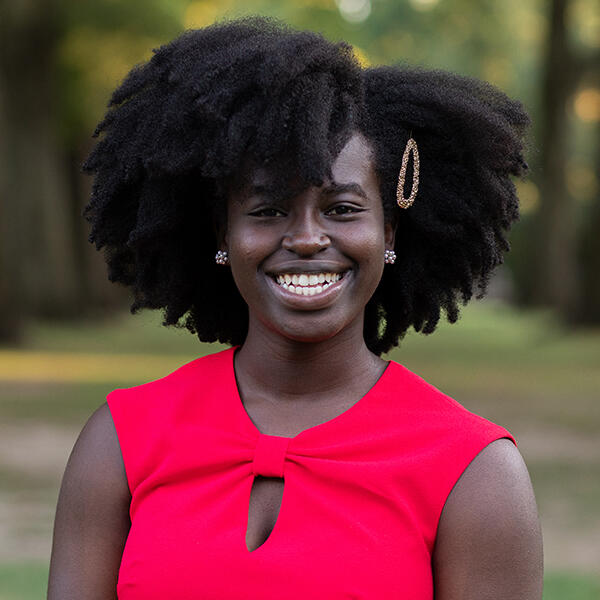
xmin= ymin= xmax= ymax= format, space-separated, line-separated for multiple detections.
xmin=242 ymin=397 xmax=364 ymax=552
xmin=119 ymin=445 xmax=435 ymax=600
xmin=246 ymin=476 xmax=284 ymax=551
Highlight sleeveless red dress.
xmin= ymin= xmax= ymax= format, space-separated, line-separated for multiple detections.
xmin=107 ymin=348 xmax=515 ymax=599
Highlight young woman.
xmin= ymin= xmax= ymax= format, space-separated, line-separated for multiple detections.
xmin=48 ymin=16 xmax=543 ymax=599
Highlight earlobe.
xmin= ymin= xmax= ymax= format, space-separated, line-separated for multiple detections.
xmin=212 ymin=206 xmax=228 ymax=253
xmin=214 ymin=228 xmax=229 ymax=265
xmin=215 ymin=227 xmax=228 ymax=254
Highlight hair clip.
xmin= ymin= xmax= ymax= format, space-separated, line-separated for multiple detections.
xmin=396 ymin=138 xmax=419 ymax=209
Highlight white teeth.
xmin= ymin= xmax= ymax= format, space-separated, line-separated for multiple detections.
xmin=274 ymin=272 xmax=345 ymax=295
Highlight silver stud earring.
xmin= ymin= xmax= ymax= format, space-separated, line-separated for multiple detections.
xmin=215 ymin=250 xmax=229 ymax=265
xmin=384 ymin=249 xmax=396 ymax=265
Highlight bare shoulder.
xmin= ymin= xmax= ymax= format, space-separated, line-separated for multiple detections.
xmin=432 ymin=438 xmax=543 ymax=600
xmin=66 ymin=402 xmax=128 ymax=487
xmin=48 ymin=402 xmax=130 ymax=599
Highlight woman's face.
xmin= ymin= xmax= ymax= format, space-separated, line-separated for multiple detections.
xmin=224 ymin=132 xmax=395 ymax=345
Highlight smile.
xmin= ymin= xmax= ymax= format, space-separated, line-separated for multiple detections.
xmin=274 ymin=272 xmax=345 ymax=296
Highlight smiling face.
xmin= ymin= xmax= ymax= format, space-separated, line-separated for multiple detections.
xmin=224 ymin=132 xmax=395 ymax=346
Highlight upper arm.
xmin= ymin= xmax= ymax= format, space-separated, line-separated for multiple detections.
xmin=432 ymin=438 xmax=543 ymax=600
xmin=48 ymin=402 xmax=131 ymax=600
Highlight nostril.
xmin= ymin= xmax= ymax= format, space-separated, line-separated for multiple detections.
xmin=282 ymin=233 xmax=330 ymax=255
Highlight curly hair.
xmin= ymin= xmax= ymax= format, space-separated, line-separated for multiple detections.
xmin=83 ymin=16 xmax=529 ymax=355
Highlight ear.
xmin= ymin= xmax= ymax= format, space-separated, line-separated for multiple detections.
xmin=218 ymin=230 xmax=228 ymax=253
xmin=212 ymin=209 xmax=228 ymax=252
xmin=384 ymin=220 xmax=396 ymax=251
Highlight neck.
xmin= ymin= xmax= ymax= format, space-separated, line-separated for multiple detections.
xmin=235 ymin=315 xmax=384 ymax=402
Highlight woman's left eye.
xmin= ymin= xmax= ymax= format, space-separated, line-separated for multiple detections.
xmin=249 ymin=207 xmax=285 ymax=217
xmin=325 ymin=204 xmax=361 ymax=216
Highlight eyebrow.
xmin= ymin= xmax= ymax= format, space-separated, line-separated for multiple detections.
xmin=246 ymin=184 xmax=287 ymax=203
xmin=249 ymin=184 xmax=278 ymax=195
xmin=246 ymin=181 xmax=368 ymax=201
xmin=322 ymin=182 xmax=368 ymax=199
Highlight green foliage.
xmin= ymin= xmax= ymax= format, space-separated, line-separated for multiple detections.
xmin=56 ymin=0 xmax=186 ymax=143
xmin=56 ymin=0 xmax=550 ymax=143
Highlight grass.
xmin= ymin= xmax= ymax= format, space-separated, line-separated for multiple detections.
xmin=0 ymin=564 xmax=598 ymax=600
xmin=1 ymin=300 xmax=598 ymax=597
xmin=0 ymin=564 xmax=48 ymax=600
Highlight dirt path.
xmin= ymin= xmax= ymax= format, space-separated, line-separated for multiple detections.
xmin=0 ymin=424 xmax=77 ymax=562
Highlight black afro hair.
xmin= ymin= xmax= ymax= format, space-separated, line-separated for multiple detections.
xmin=83 ymin=16 xmax=529 ymax=355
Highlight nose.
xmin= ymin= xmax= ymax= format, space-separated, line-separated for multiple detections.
xmin=281 ymin=208 xmax=330 ymax=257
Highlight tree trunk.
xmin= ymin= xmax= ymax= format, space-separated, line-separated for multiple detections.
xmin=0 ymin=0 xmax=81 ymax=340
xmin=0 ymin=79 xmax=22 ymax=341
xmin=577 ymin=126 xmax=600 ymax=323
xmin=532 ymin=0 xmax=579 ymax=315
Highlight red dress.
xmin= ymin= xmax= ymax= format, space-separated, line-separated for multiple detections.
xmin=108 ymin=347 xmax=515 ymax=599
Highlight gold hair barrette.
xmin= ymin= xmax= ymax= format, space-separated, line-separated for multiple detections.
xmin=396 ymin=138 xmax=419 ymax=209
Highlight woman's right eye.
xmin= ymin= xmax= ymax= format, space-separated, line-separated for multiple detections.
xmin=249 ymin=207 xmax=285 ymax=217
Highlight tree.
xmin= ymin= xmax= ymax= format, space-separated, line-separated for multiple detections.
xmin=0 ymin=0 xmax=80 ymax=341
xmin=530 ymin=0 xmax=600 ymax=320
xmin=578 ymin=126 xmax=600 ymax=323
xmin=0 ymin=0 xmax=184 ymax=341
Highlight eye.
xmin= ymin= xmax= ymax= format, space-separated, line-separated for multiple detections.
xmin=249 ymin=207 xmax=286 ymax=217
xmin=325 ymin=204 xmax=363 ymax=216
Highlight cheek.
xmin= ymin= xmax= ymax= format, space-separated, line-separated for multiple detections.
xmin=356 ymin=228 xmax=386 ymax=287
xmin=227 ymin=231 xmax=274 ymax=302
xmin=354 ymin=225 xmax=386 ymax=262
xmin=229 ymin=228 xmax=266 ymax=264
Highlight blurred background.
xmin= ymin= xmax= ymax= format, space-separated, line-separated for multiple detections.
xmin=0 ymin=0 xmax=598 ymax=597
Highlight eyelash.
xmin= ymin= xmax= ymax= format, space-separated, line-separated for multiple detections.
xmin=249 ymin=203 xmax=362 ymax=218
xmin=325 ymin=204 xmax=362 ymax=216
xmin=249 ymin=207 xmax=285 ymax=217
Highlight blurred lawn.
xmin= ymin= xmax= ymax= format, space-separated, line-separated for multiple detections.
xmin=0 ymin=300 xmax=599 ymax=598
xmin=0 ymin=564 xmax=599 ymax=600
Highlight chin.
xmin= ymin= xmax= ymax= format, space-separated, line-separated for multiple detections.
xmin=267 ymin=316 xmax=351 ymax=346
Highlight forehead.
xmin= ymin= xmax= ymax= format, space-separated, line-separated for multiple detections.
xmin=330 ymin=132 xmax=375 ymax=184
xmin=245 ymin=132 xmax=377 ymax=193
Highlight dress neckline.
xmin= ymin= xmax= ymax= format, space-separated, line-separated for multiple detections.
xmin=224 ymin=346 xmax=393 ymax=441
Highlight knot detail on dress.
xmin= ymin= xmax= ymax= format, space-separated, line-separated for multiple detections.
xmin=252 ymin=434 xmax=291 ymax=478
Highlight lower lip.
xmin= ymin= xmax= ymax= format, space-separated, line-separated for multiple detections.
xmin=266 ymin=273 xmax=351 ymax=310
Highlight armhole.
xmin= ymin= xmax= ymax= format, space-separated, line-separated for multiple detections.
xmin=106 ymin=392 xmax=134 ymax=496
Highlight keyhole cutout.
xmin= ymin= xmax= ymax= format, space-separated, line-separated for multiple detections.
xmin=246 ymin=476 xmax=285 ymax=552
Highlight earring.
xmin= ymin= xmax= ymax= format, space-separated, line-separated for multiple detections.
xmin=215 ymin=250 xmax=229 ymax=265
xmin=384 ymin=249 xmax=396 ymax=264
xmin=396 ymin=137 xmax=419 ymax=209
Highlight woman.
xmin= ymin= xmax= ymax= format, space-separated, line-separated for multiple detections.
xmin=48 ymin=16 xmax=543 ymax=599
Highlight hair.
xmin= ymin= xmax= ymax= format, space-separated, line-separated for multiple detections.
xmin=83 ymin=16 xmax=529 ymax=356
